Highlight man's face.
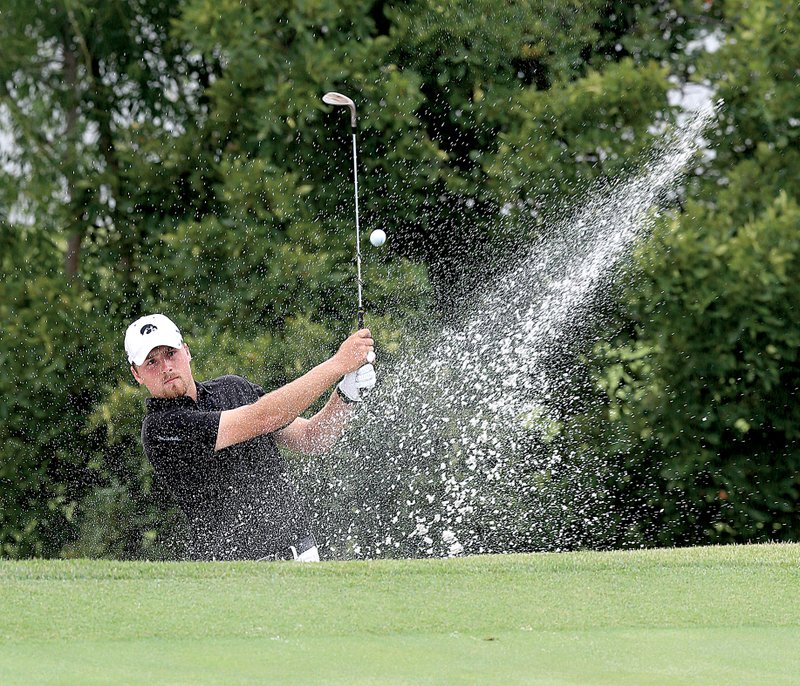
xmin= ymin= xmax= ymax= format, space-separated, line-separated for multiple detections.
xmin=131 ymin=344 xmax=194 ymax=399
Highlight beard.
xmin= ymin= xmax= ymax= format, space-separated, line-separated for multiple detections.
xmin=160 ymin=376 xmax=188 ymax=398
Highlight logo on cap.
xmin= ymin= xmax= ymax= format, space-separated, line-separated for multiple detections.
xmin=141 ymin=324 xmax=158 ymax=335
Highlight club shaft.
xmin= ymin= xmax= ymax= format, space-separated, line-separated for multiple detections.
xmin=352 ymin=130 xmax=364 ymax=329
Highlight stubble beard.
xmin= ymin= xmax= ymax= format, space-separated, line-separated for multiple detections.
xmin=160 ymin=376 xmax=188 ymax=399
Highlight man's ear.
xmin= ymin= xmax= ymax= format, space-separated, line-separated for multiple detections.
xmin=131 ymin=364 xmax=144 ymax=385
xmin=184 ymin=343 xmax=191 ymax=362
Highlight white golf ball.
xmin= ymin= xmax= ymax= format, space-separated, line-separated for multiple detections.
xmin=369 ymin=229 xmax=386 ymax=247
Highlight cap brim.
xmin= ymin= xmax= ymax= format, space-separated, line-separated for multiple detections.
xmin=129 ymin=335 xmax=183 ymax=366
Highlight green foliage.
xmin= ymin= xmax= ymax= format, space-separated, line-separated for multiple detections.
xmin=485 ymin=58 xmax=672 ymax=222
xmin=698 ymin=0 xmax=800 ymax=174
xmin=592 ymin=193 xmax=800 ymax=544
xmin=0 ymin=228 xmax=114 ymax=555
xmin=584 ymin=0 xmax=800 ymax=545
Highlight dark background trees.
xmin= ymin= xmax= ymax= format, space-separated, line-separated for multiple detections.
xmin=1 ymin=0 xmax=796 ymax=557
xmin=585 ymin=0 xmax=800 ymax=545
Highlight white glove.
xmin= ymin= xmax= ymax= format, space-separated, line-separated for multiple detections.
xmin=337 ymin=363 xmax=376 ymax=403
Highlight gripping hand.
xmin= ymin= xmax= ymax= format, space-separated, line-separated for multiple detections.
xmin=337 ymin=363 xmax=376 ymax=403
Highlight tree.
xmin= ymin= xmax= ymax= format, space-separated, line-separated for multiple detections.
xmin=587 ymin=0 xmax=800 ymax=545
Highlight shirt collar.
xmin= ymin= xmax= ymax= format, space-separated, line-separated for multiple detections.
xmin=145 ymin=380 xmax=209 ymax=413
xmin=145 ymin=395 xmax=196 ymax=413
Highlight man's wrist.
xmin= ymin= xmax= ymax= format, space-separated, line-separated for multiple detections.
xmin=336 ymin=384 xmax=358 ymax=404
xmin=327 ymin=355 xmax=349 ymax=380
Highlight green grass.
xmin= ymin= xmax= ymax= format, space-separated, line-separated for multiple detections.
xmin=1 ymin=544 xmax=799 ymax=685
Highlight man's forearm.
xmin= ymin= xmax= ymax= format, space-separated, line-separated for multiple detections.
xmin=261 ymin=357 xmax=345 ymax=426
xmin=280 ymin=391 xmax=353 ymax=455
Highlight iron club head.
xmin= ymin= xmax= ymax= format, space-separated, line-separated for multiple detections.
xmin=323 ymin=91 xmax=357 ymax=128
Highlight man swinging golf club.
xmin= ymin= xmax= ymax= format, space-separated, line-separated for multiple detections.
xmin=126 ymin=313 xmax=375 ymax=562
xmin=127 ymin=92 xmax=374 ymax=561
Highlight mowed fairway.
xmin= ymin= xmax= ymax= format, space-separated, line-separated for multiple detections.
xmin=1 ymin=544 xmax=798 ymax=685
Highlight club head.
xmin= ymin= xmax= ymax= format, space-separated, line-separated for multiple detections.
xmin=323 ymin=91 xmax=357 ymax=128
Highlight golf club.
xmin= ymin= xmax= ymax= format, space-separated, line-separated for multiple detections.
xmin=322 ymin=91 xmax=365 ymax=332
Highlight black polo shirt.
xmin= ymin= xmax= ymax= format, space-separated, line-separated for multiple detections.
xmin=142 ymin=375 xmax=313 ymax=560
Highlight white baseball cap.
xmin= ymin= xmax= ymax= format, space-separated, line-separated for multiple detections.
xmin=125 ymin=314 xmax=184 ymax=366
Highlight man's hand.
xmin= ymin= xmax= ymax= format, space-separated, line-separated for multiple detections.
xmin=334 ymin=329 xmax=374 ymax=375
xmin=337 ymin=364 xmax=376 ymax=403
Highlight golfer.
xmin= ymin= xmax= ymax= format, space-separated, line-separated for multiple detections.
xmin=125 ymin=313 xmax=375 ymax=562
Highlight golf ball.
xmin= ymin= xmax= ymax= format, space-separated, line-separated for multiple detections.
xmin=369 ymin=229 xmax=386 ymax=247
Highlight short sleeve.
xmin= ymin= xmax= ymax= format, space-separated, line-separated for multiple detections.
xmin=247 ymin=380 xmax=267 ymax=399
xmin=143 ymin=407 xmax=221 ymax=454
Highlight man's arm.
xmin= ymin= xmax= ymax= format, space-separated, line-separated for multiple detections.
xmin=273 ymin=390 xmax=352 ymax=455
xmin=214 ymin=329 xmax=373 ymax=451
